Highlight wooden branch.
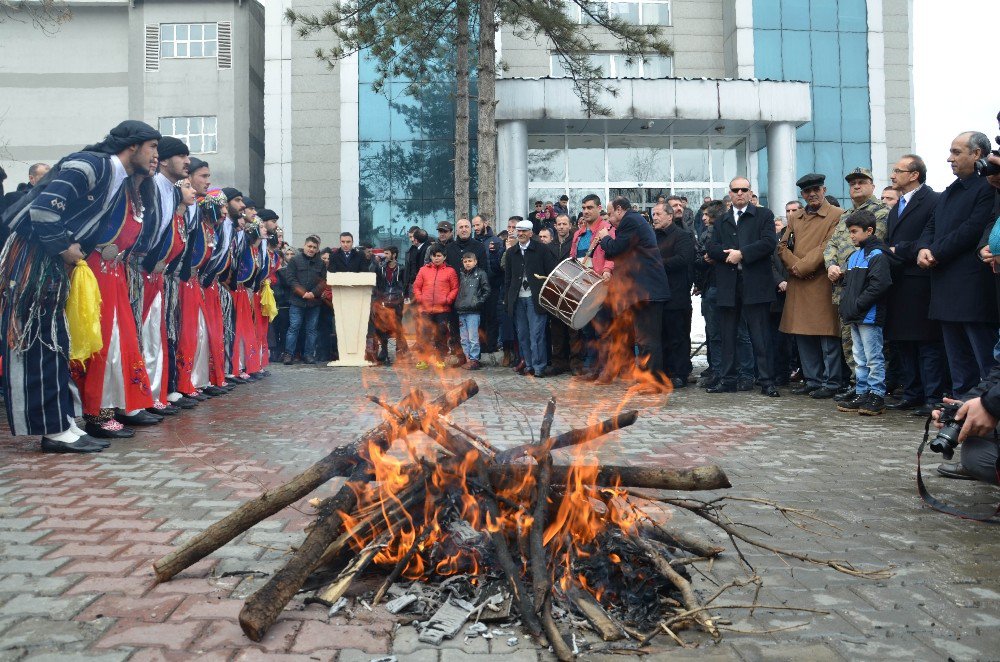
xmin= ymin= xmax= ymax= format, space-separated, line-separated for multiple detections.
xmin=569 ymin=587 xmax=624 ymax=641
xmin=529 ymin=397 xmax=556 ymax=608
xmin=153 ymin=381 xmax=478 ymax=583
xmin=638 ymin=521 xmax=725 ymax=558
xmin=494 ymin=464 xmax=731 ymax=492
xmin=493 ymin=410 xmax=638 ymax=464
xmin=239 ymin=465 xmax=369 ymax=642
xmin=313 ymin=530 xmax=390 ymax=606
xmin=633 ymin=536 xmax=719 ymax=639
xmin=541 ymin=593 xmax=574 ymax=662
xmin=372 ymin=524 xmax=430 ymax=606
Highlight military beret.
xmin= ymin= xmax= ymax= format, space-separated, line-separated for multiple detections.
xmin=844 ymin=167 xmax=874 ymax=183
xmin=795 ymin=173 xmax=826 ymax=189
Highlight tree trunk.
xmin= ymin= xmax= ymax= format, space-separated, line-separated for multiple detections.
xmin=453 ymin=0 xmax=471 ymax=220
xmin=476 ymin=0 xmax=497 ymax=223
xmin=492 ymin=464 xmax=731 ymax=492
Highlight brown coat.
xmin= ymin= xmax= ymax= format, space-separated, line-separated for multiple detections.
xmin=777 ymin=201 xmax=844 ymax=336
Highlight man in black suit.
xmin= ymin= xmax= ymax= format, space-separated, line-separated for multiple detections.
xmin=652 ymin=201 xmax=695 ymax=388
xmin=884 ymin=154 xmax=945 ymax=415
xmin=705 ymin=177 xmax=780 ymax=397
xmin=918 ymin=133 xmax=999 ymax=397
xmin=596 ymin=197 xmax=671 ymax=391
xmin=328 ymin=232 xmax=370 ymax=273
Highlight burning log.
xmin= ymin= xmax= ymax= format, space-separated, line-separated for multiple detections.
xmin=493 ymin=410 xmax=639 ymax=464
xmin=529 ymin=397 xmax=557 ymax=608
xmin=493 ymin=464 xmax=731 ymax=492
xmin=313 ymin=530 xmax=391 ymax=606
xmin=568 ymin=587 xmax=625 ymax=641
xmin=153 ymin=381 xmax=478 ymax=583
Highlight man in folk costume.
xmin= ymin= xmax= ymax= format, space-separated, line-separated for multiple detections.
xmin=231 ymin=217 xmax=264 ymax=378
xmin=0 ymin=121 xmax=161 ymax=451
xmin=257 ymin=208 xmax=281 ymax=367
xmin=216 ymin=187 xmax=248 ymax=383
xmin=139 ymin=136 xmax=190 ymax=417
xmin=199 ymin=189 xmax=238 ymax=393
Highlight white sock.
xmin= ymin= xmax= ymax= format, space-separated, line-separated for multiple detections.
xmin=46 ymin=428 xmax=81 ymax=443
xmin=167 ymin=392 xmax=183 ymax=403
xmin=66 ymin=417 xmax=86 ymax=436
xmin=125 ymin=409 xmax=143 ymax=416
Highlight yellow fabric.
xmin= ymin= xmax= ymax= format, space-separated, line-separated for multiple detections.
xmin=65 ymin=260 xmax=103 ymax=362
xmin=260 ymin=279 xmax=278 ymax=321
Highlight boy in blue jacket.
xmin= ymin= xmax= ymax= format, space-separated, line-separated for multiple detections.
xmin=836 ymin=210 xmax=893 ymax=415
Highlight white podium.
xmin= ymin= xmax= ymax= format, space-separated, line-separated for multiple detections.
xmin=326 ymin=272 xmax=376 ymax=367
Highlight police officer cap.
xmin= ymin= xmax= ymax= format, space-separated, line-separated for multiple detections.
xmin=795 ymin=173 xmax=826 ymax=189
xmin=844 ymin=167 xmax=874 ymax=183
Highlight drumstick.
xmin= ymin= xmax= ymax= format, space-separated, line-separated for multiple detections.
xmin=533 ymin=273 xmax=548 ymax=279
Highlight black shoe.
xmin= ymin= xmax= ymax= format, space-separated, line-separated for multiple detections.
xmin=670 ymin=377 xmax=687 ymax=389
xmin=696 ymin=374 xmax=717 ymax=388
xmin=808 ymin=387 xmax=837 ymax=399
xmin=513 ymin=360 xmax=527 ymax=375
xmin=85 ymin=421 xmax=135 ymax=439
xmin=258 ymin=370 xmax=271 ymax=378
xmin=282 ymin=353 xmax=294 ymax=365
xmin=187 ymin=392 xmax=209 ymax=402
xmin=300 ymin=357 xmax=316 ymax=366
xmin=936 ymin=462 xmax=977 ymax=480
xmin=833 ymin=387 xmax=856 ymax=403
xmin=228 ymin=375 xmax=250 ymax=384
xmin=115 ymin=410 xmax=162 ymax=426
xmin=761 ymin=385 xmax=780 ymax=397
xmin=886 ymin=399 xmax=920 ymax=411
xmin=913 ymin=404 xmax=935 ymax=417
xmin=75 ymin=434 xmax=110 ymax=448
xmin=176 ymin=396 xmax=198 ymax=409
xmin=40 ymin=436 xmax=104 ymax=453
xmin=859 ymin=394 xmax=885 ymax=416
xmin=147 ymin=404 xmax=180 ymax=416
xmin=203 ymin=386 xmax=227 ymax=396
xmin=836 ymin=392 xmax=865 ymax=412
xmin=540 ymin=366 xmax=561 ymax=377
xmin=736 ymin=378 xmax=754 ymax=391
xmin=706 ymin=383 xmax=737 ymax=393
xmin=791 ymin=384 xmax=820 ymax=395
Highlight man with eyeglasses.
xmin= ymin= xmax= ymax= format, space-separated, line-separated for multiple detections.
xmin=823 ymin=168 xmax=890 ymax=400
xmin=778 ymin=173 xmax=846 ymax=399
xmin=704 ymin=178 xmax=780 ymax=397
xmin=883 ymin=154 xmax=945 ymax=415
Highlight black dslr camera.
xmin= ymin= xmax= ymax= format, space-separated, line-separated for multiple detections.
xmin=929 ymin=402 xmax=963 ymax=459
xmin=974 ymin=134 xmax=1000 ymax=177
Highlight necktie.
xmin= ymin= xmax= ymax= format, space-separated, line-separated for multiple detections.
xmin=898 ymin=196 xmax=907 ymax=217
xmin=735 ymin=209 xmax=742 ymax=224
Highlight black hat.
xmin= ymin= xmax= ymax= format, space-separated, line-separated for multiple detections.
xmin=188 ymin=157 xmax=209 ymax=174
xmin=83 ymin=120 xmax=161 ymax=154
xmin=795 ymin=173 xmax=826 ymax=189
xmin=257 ymin=209 xmax=279 ymax=222
xmin=221 ymin=187 xmax=243 ymax=202
xmin=437 ymin=221 xmax=453 ymax=231
xmin=242 ymin=197 xmax=257 ymax=209
xmin=157 ymin=136 xmax=189 ymax=160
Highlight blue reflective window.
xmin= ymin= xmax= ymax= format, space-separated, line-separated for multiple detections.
xmin=812 ymin=87 xmax=842 ymax=142
xmin=814 ymin=142 xmax=844 ymax=192
xmin=842 ymin=142 xmax=872 ymax=174
xmin=780 ymin=0 xmax=809 ymax=30
xmin=810 ymin=0 xmax=838 ymax=31
xmin=360 ymin=142 xmax=391 ymax=200
xmin=839 ymin=0 xmax=868 ymax=32
xmin=388 ymin=83 xmax=422 ymax=141
xmin=796 ymin=118 xmax=814 ymax=142
xmin=840 ymin=87 xmax=871 ymax=142
xmin=359 ymin=52 xmax=380 ymax=84
xmin=810 ymin=31 xmax=840 ymax=87
xmin=754 ymin=30 xmax=783 ymax=80
xmin=780 ymin=30 xmax=811 ymax=80
xmin=421 ymin=83 xmax=457 ymax=140
xmin=359 ymin=85 xmax=391 ymax=142
xmin=796 ymin=142 xmax=815 ymax=176
xmin=753 ymin=0 xmax=781 ymax=29
xmin=838 ymin=32 xmax=869 ymax=86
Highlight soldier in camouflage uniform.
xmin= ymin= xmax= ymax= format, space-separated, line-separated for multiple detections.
xmin=824 ymin=167 xmax=889 ymax=392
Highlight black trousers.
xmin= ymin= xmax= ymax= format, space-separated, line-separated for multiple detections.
xmin=719 ymin=285 xmax=773 ymax=387
xmin=633 ymin=301 xmax=664 ymax=379
xmin=895 ymin=339 xmax=946 ymax=403
xmin=661 ymin=306 xmax=692 ymax=380
xmin=481 ymin=278 xmax=502 ymax=352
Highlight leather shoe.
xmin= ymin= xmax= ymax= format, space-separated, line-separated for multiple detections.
xmin=228 ymin=375 xmax=250 ymax=384
xmin=115 ymin=410 xmax=162 ymax=426
xmin=808 ymin=387 xmax=837 ymax=399
xmin=670 ymin=377 xmax=687 ymax=389
xmin=187 ymin=392 xmax=209 ymax=402
xmin=85 ymin=421 xmax=135 ymax=439
xmin=175 ymin=396 xmax=199 ymax=409
xmin=40 ymin=436 xmax=104 ymax=453
xmin=706 ymin=383 xmax=737 ymax=393
xmin=886 ymin=399 xmax=920 ymax=411
xmin=203 ymin=386 xmax=227 ymax=396
xmin=76 ymin=434 xmax=110 ymax=448
xmin=147 ymin=404 xmax=180 ymax=416
xmin=513 ymin=360 xmax=526 ymax=375
xmin=761 ymin=385 xmax=780 ymax=397
xmin=791 ymin=384 xmax=820 ymax=395
xmin=913 ymin=404 xmax=935 ymax=417
xmin=736 ymin=378 xmax=754 ymax=392
xmin=936 ymin=462 xmax=977 ymax=480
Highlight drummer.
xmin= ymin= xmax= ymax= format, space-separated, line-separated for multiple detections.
xmin=596 ymin=196 xmax=671 ymax=392
xmin=571 ymin=194 xmax=615 ymax=380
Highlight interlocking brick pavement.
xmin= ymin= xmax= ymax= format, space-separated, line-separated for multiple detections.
xmin=0 ymin=363 xmax=997 ymax=660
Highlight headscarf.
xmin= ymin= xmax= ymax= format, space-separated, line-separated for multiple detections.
xmin=157 ymin=136 xmax=189 ymax=160
xmin=83 ymin=120 xmax=161 ymax=154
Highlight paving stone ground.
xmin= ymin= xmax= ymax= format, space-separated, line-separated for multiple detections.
xmin=0 ymin=361 xmax=998 ymax=661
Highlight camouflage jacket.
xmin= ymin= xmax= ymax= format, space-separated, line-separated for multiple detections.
xmin=823 ymin=196 xmax=889 ymax=304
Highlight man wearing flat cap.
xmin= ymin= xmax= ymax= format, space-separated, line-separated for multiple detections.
xmin=504 ymin=219 xmax=558 ymax=377
xmin=823 ymin=167 xmax=889 ymax=396
xmin=778 ymin=173 xmax=846 ymax=399
xmin=0 ymin=120 xmax=162 ymax=452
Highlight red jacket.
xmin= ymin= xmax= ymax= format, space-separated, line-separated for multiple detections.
xmin=571 ymin=219 xmax=615 ymax=276
xmin=413 ymin=262 xmax=459 ymax=313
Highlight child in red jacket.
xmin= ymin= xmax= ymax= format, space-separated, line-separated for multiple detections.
xmin=412 ymin=244 xmax=458 ymax=369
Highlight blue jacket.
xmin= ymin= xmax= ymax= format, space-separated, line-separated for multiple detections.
xmin=838 ymin=236 xmax=892 ymax=326
xmin=598 ymin=209 xmax=670 ymax=303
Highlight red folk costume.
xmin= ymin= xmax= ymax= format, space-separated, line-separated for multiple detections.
xmin=231 ymin=228 xmax=261 ymax=376
xmin=74 ymin=189 xmax=154 ymax=416
xmin=176 ymin=213 xmax=215 ymax=394
xmin=141 ymin=210 xmax=186 ymax=404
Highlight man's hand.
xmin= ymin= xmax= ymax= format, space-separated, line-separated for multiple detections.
xmin=987 ymin=154 xmax=1000 ymax=190
xmin=956 ymin=397 xmax=999 ymax=443
xmin=723 ymin=248 xmax=743 ymax=265
xmin=596 ymin=228 xmax=610 ymax=240
xmin=827 ymin=265 xmax=842 ymax=282
xmin=703 ymin=254 xmax=715 ymax=264
xmin=778 ymin=280 xmax=787 ymax=293
xmin=981 ymin=245 xmax=994 ymax=263
xmin=302 ymin=292 xmax=315 ymax=300
xmin=789 ymin=264 xmax=801 ymax=278
xmin=505 ymin=235 xmax=516 ymax=249
xmin=917 ymin=248 xmax=937 ymax=269
xmin=60 ymin=243 xmax=84 ymax=265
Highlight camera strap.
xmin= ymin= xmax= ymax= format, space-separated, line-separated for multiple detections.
xmin=917 ymin=417 xmax=1000 ymax=524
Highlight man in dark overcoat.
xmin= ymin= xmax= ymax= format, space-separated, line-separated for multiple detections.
xmin=652 ymin=201 xmax=694 ymax=387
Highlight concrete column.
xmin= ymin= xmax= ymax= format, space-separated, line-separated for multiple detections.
xmin=766 ymin=121 xmax=797 ymax=211
xmin=497 ymin=120 xmax=528 ymax=225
